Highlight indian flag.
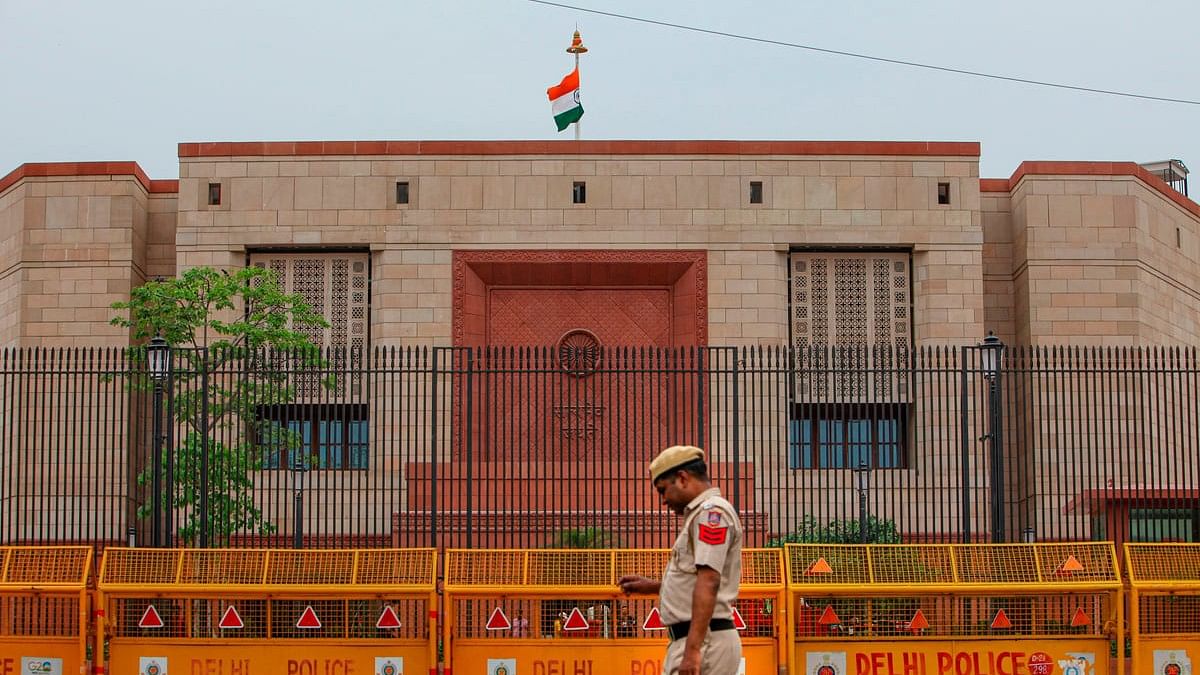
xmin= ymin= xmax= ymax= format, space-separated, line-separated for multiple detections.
xmin=547 ymin=67 xmax=584 ymax=132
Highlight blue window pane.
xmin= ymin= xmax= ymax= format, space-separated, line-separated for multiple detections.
xmin=877 ymin=420 xmax=896 ymax=442
xmin=789 ymin=419 xmax=812 ymax=469
xmin=819 ymin=420 xmax=843 ymax=468
xmin=349 ymin=420 xmax=370 ymax=470
xmin=847 ymin=420 xmax=871 ymax=467
xmin=318 ymin=420 xmax=342 ymax=469
xmin=284 ymin=420 xmax=311 ymax=469
xmin=878 ymin=444 xmax=899 ymax=469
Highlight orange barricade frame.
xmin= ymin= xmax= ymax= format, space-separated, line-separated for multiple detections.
xmin=442 ymin=548 xmax=785 ymax=675
xmin=97 ymin=548 xmax=437 ymax=675
xmin=785 ymin=542 xmax=1124 ymax=675
xmin=1125 ymin=543 xmax=1200 ymax=675
xmin=0 ymin=546 xmax=93 ymax=675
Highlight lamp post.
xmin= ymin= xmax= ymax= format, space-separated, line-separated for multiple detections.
xmin=291 ymin=458 xmax=309 ymax=549
xmin=853 ymin=460 xmax=871 ymax=545
xmin=980 ymin=332 xmax=1006 ymax=543
xmin=147 ymin=335 xmax=171 ymax=547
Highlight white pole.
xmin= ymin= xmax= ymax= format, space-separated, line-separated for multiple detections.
xmin=574 ymin=50 xmax=581 ymax=141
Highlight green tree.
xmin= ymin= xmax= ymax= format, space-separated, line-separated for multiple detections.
xmin=112 ymin=266 xmax=331 ymax=546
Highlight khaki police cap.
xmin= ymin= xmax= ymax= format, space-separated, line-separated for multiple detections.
xmin=649 ymin=445 xmax=705 ymax=483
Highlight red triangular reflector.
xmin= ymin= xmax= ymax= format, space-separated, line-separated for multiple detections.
xmin=376 ymin=605 xmax=402 ymax=629
xmin=296 ymin=605 xmax=322 ymax=629
xmin=1058 ymin=555 xmax=1085 ymax=574
xmin=485 ymin=607 xmax=512 ymax=631
xmin=138 ymin=605 xmax=164 ymax=629
xmin=907 ymin=609 xmax=929 ymax=631
xmin=731 ymin=607 xmax=747 ymax=630
xmin=817 ymin=605 xmax=841 ymax=625
xmin=218 ymin=605 xmax=244 ymax=630
xmin=1070 ymin=607 xmax=1090 ymax=627
xmin=642 ymin=607 xmax=666 ymax=630
xmin=562 ymin=607 xmax=589 ymax=631
xmin=990 ymin=609 xmax=1012 ymax=630
xmin=804 ymin=558 xmax=833 ymax=575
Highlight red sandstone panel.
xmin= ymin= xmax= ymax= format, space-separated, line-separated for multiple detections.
xmin=432 ymin=250 xmax=713 ymax=541
xmin=487 ymin=288 xmax=672 ymax=346
xmin=475 ymin=288 xmax=698 ymax=463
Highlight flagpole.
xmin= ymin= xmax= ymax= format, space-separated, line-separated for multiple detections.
xmin=566 ymin=30 xmax=587 ymax=141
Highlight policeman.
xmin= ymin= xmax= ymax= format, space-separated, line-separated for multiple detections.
xmin=618 ymin=445 xmax=743 ymax=675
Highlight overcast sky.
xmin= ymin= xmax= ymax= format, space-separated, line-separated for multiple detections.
xmin=2 ymin=1 xmax=1198 ymax=181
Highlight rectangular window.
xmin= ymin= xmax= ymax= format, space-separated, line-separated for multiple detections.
xmin=208 ymin=183 xmax=222 ymax=206
xmin=260 ymin=404 xmax=369 ymax=470
xmin=572 ymin=181 xmax=587 ymax=204
xmin=396 ymin=181 xmax=410 ymax=204
xmin=789 ymin=403 xmax=909 ymax=469
xmin=750 ymin=181 xmax=763 ymax=204
xmin=1128 ymin=508 xmax=1198 ymax=543
xmin=937 ymin=182 xmax=951 ymax=205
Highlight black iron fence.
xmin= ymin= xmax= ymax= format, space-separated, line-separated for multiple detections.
xmin=2 ymin=345 xmax=1199 ymax=550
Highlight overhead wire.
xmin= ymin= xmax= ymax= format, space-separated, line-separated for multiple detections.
xmin=526 ymin=0 xmax=1200 ymax=106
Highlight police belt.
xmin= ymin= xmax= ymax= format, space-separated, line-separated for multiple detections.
xmin=666 ymin=618 xmax=735 ymax=641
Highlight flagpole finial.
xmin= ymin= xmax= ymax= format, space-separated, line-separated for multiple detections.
xmin=566 ymin=30 xmax=587 ymax=54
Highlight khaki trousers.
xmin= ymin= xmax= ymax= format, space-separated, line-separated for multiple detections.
xmin=663 ymin=629 xmax=742 ymax=675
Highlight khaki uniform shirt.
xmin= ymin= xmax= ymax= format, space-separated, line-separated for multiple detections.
xmin=658 ymin=487 xmax=743 ymax=625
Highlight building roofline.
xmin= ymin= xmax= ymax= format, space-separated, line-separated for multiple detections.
xmin=0 ymin=162 xmax=178 ymax=196
xmin=176 ymin=139 xmax=982 ymax=158
xmin=981 ymin=161 xmax=1200 ymax=220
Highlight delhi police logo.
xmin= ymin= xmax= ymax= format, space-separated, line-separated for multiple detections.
xmin=374 ymin=657 xmax=404 ymax=675
xmin=806 ymin=652 xmax=845 ymax=675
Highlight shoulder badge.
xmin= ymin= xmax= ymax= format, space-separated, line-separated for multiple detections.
xmin=698 ymin=523 xmax=728 ymax=545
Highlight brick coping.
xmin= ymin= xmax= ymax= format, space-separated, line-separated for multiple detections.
xmin=0 ymin=162 xmax=178 ymax=196
xmin=177 ymin=139 xmax=981 ymax=158
xmin=981 ymin=160 xmax=1200 ymax=220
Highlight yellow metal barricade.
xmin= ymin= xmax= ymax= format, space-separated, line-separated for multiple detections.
xmin=97 ymin=548 xmax=437 ymax=675
xmin=443 ymin=548 xmax=785 ymax=675
xmin=1126 ymin=543 xmax=1200 ymax=675
xmin=785 ymin=543 xmax=1123 ymax=675
xmin=0 ymin=546 xmax=93 ymax=675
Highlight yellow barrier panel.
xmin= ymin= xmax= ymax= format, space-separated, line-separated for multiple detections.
xmin=1125 ymin=543 xmax=1200 ymax=675
xmin=785 ymin=543 xmax=1123 ymax=675
xmin=0 ymin=546 xmax=93 ymax=675
xmin=97 ymin=548 xmax=437 ymax=675
xmin=442 ymin=548 xmax=785 ymax=675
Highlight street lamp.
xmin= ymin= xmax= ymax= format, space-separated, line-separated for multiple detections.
xmin=291 ymin=458 xmax=309 ymax=549
xmin=147 ymin=335 xmax=171 ymax=547
xmin=980 ymin=333 xmax=1004 ymax=379
xmin=980 ymin=332 xmax=1006 ymax=543
xmin=853 ymin=460 xmax=872 ymax=545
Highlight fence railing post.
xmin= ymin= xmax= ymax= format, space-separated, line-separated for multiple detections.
xmin=198 ymin=346 xmax=210 ymax=549
xmin=960 ymin=345 xmax=971 ymax=544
